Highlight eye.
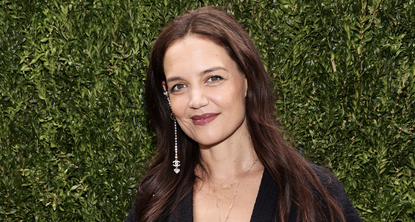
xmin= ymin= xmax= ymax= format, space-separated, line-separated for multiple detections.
xmin=207 ymin=76 xmax=223 ymax=83
xmin=171 ymin=83 xmax=186 ymax=92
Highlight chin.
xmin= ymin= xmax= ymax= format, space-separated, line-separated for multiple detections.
xmin=196 ymin=141 xmax=222 ymax=148
xmin=192 ymin=134 xmax=228 ymax=148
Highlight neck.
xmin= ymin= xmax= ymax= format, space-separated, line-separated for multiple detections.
xmin=197 ymin=129 xmax=259 ymax=183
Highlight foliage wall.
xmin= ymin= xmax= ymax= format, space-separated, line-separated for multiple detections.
xmin=0 ymin=0 xmax=414 ymax=221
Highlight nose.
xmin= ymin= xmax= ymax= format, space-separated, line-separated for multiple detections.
xmin=188 ymin=89 xmax=209 ymax=109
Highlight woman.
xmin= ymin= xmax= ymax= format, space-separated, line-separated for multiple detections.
xmin=126 ymin=6 xmax=362 ymax=222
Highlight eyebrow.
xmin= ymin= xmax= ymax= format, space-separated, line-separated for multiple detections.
xmin=166 ymin=66 xmax=228 ymax=83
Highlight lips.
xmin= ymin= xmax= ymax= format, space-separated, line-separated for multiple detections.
xmin=191 ymin=113 xmax=219 ymax=125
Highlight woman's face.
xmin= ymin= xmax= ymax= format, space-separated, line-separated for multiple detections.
xmin=163 ymin=36 xmax=248 ymax=146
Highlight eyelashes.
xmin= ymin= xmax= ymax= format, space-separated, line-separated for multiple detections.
xmin=207 ymin=75 xmax=223 ymax=82
xmin=171 ymin=83 xmax=186 ymax=92
xmin=169 ymin=75 xmax=224 ymax=93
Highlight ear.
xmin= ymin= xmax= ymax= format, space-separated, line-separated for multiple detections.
xmin=162 ymin=81 xmax=167 ymax=92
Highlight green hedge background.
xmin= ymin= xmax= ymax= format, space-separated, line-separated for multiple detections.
xmin=1 ymin=0 xmax=414 ymax=221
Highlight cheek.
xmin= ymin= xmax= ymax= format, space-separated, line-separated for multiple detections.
xmin=170 ymin=99 xmax=185 ymax=116
xmin=226 ymin=88 xmax=244 ymax=104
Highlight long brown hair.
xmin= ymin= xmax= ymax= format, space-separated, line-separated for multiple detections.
xmin=139 ymin=6 xmax=346 ymax=222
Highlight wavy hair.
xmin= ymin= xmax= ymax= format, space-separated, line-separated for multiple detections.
xmin=138 ymin=6 xmax=346 ymax=222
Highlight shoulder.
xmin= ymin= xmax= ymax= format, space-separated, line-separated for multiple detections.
xmin=309 ymin=163 xmax=338 ymax=186
xmin=125 ymin=192 xmax=141 ymax=222
xmin=124 ymin=187 xmax=193 ymax=222
xmin=309 ymin=163 xmax=362 ymax=222
xmin=309 ymin=163 xmax=348 ymax=201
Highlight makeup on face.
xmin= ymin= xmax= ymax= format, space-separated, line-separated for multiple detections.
xmin=163 ymin=36 xmax=248 ymax=146
xmin=191 ymin=113 xmax=220 ymax=125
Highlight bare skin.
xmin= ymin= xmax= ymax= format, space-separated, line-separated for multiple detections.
xmin=193 ymin=159 xmax=264 ymax=222
xmin=163 ymin=36 xmax=264 ymax=222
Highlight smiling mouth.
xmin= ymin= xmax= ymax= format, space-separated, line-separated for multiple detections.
xmin=191 ymin=113 xmax=219 ymax=125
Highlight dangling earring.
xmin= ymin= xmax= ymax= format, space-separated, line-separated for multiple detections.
xmin=164 ymin=91 xmax=181 ymax=174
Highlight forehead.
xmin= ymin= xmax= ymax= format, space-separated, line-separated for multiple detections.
xmin=163 ymin=36 xmax=234 ymax=77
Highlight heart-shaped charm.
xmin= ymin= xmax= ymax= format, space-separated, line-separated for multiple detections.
xmin=174 ymin=168 xmax=180 ymax=174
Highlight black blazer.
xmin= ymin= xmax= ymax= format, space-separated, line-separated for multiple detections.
xmin=125 ymin=165 xmax=362 ymax=222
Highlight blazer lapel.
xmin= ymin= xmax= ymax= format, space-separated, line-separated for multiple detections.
xmin=250 ymin=168 xmax=279 ymax=222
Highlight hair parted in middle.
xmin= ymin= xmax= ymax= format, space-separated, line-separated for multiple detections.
xmin=140 ymin=6 xmax=346 ymax=222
